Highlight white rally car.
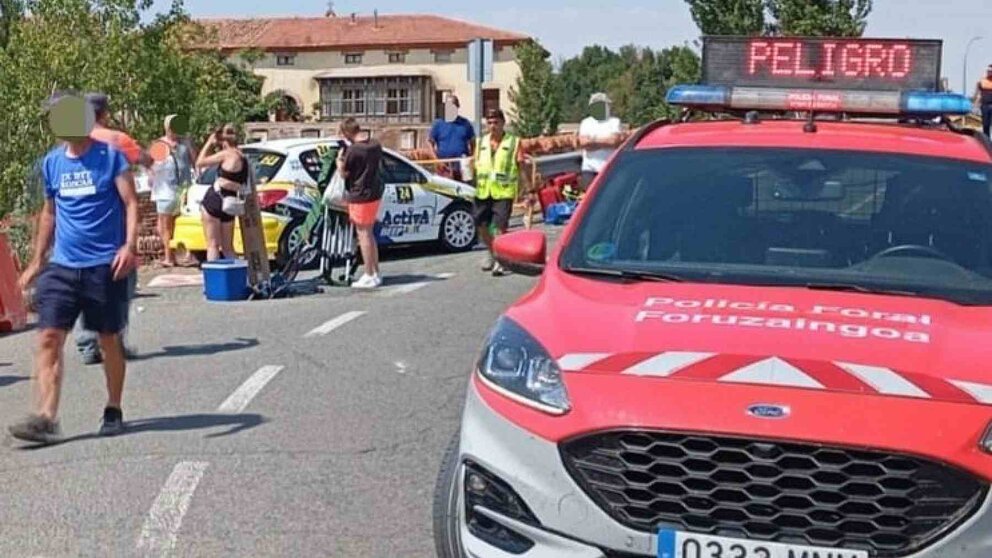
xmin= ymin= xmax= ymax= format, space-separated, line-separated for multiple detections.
xmin=175 ymin=137 xmax=479 ymax=261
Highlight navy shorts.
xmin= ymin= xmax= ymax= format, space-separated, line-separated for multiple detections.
xmin=473 ymin=198 xmax=513 ymax=231
xmin=36 ymin=264 xmax=129 ymax=334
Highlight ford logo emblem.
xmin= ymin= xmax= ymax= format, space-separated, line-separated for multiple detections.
xmin=747 ymin=404 xmax=790 ymax=419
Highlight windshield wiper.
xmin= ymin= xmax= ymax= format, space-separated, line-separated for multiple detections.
xmin=802 ymin=282 xmax=919 ymax=298
xmin=562 ymin=266 xmax=686 ymax=283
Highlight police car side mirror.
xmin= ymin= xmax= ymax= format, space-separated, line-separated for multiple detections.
xmin=494 ymin=230 xmax=546 ymax=276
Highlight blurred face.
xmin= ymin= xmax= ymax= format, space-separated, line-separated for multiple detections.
xmin=486 ymin=116 xmax=505 ymax=135
xmin=589 ymin=101 xmax=608 ymax=120
xmin=220 ymin=125 xmax=237 ymax=145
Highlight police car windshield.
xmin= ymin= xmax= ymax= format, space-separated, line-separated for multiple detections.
xmin=561 ymin=147 xmax=992 ymax=306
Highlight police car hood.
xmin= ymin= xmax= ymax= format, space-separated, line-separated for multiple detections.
xmin=508 ymin=273 xmax=992 ymax=406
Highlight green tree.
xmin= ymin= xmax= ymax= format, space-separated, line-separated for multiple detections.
xmin=509 ymin=40 xmax=561 ymax=137
xmin=606 ymin=45 xmax=702 ymax=126
xmin=766 ymin=0 xmax=872 ymax=36
xmin=685 ymin=0 xmax=765 ymax=35
xmin=0 ymin=0 xmax=268 ymax=222
xmin=0 ymin=0 xmax=23 ymax=49
xmin=559 ymin=45 xmax=631 ymax=121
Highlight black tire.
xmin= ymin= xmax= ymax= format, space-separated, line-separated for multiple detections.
xmin=439 ymin=203 xmax=478 ymax=252
xmin=433 ymin=430 xmax=466 ymax=558
xmin=276 ymin=216 xmax=320 ymax=270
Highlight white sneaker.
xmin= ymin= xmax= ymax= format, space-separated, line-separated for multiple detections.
xmin=372 ymin=274 xmax=383 ymax=288
xmin=352 ymin=274 xmax=380 ymax=290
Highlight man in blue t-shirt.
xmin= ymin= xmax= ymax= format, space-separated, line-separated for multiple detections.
xmin=428 ymin=95 xmax=475 ymax=182
xmin=9 ymin=93 xmax=139 ymax=444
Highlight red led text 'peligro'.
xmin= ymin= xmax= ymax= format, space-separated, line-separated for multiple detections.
xmin=748 ymin=41 xmax=913 ymax=80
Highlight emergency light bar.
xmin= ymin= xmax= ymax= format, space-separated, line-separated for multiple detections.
xmin=666 ymin=85 xmax=973 ymax=116
xmin=671 ymin=37 xmax=969 ymax=117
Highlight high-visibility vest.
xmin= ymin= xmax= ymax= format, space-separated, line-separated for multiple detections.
xmin=475 ymin=133 xmax=520 ymax=200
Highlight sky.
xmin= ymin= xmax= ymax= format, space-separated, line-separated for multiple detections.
xmin=163 ymin=0 xmax=992 ymax=94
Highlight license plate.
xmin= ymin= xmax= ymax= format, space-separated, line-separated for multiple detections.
xmin=658 ymin=529 xmax=869 ymax=558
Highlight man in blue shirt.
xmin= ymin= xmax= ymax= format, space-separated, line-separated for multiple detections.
xmin=428 ymin=95 xmax=475 ymax=182
xmin=9 ymin=93 xmax=139 ymax=444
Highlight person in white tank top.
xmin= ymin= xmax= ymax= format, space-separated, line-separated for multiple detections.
xmin=578 ymin=92 xmax=624 ymax=189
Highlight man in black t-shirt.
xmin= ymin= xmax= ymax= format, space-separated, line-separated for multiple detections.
xmin=336 ymin=118 xmax=384 ymax=289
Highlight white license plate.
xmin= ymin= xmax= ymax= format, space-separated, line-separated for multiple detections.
xmin=658 ymin=529 xmax=869 ymax=558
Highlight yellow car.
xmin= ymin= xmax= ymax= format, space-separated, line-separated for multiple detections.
xmin=172 ymin=139 xmax=333 ymax=263
xmin=170 ymin=180 xmax=318 ymax=264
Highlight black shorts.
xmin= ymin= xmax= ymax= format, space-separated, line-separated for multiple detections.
xmin=473 ymin=198 xmax=513 ymax=231
xmin=36 ymin=264 xmax=129 ymax=334
xmin=201 ymin=187 xmax=236 ymax=223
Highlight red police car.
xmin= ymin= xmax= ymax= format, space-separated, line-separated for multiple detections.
xmin=434 ymin=37 xmax=992 ymax=558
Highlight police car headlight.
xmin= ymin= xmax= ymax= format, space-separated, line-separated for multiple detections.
xmin=477 ymin=317 xmax=570 ymax=415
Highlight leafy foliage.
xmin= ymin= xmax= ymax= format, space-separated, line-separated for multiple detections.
xmin=509 ymin=40 xmax=561 ymax=138
xmin=685 ymin=0 xmax=872 ymax=37
xmin=686 ymin=0 xmax=765 ymax=35
xmin=558 ymin=44 xmax=701 ymax=127
xmin=0 ymin=0 xmax=268 ymax=221
xmin=766 ymin=0 xmax=872 ymax=37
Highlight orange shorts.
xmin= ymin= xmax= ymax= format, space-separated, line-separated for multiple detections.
xmin=348 ymin=200 xmax=381 ymax=227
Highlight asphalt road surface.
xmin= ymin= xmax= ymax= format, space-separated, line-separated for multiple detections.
xmin=0 ymin=231 xmax=548 ymax=557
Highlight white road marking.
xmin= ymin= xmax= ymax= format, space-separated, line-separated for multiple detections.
xmin=147 ymin=274 xmax=203 ymax=288
xmin=395 ymin=361 xmax=408 ymax=374
xmin=304 ymin=310 xmax=366 ymax=338
xmin=384 ymin=273 xmax=456 ymax=297
xmin=217 ymin=365 xmax=285 ymax=413
xmin=136 ymin=461 xmax=210 ymax=556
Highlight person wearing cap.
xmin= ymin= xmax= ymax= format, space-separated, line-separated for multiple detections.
xmin=151 ymin=114 xmax=198 ymax=267
xmin=86 ymin=93 xmax=152 ymax=167
xmin=10 ymin=92 xmax=139 ymax=443
xmin=973 ymin=65 xmax=992 ymax=137
xmin=74 ymin=92 xmax=143 ymax=365
xmin=473 ymin=108 xmax=526 ymax=276
xmin=578 ymin=92 xmax=624 ymax=189
xmin=428 ymin=95 xmax=475 ymax=181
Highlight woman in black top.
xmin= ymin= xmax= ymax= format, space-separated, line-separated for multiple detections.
xmin=196 ymin=124 xmax=247 ymax=261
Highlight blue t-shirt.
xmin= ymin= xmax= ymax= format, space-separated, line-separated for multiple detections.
xmin=43 ymin=141 xmax=129 ymax=268
xmin=429 ymin=116 xmax=476 ymax=159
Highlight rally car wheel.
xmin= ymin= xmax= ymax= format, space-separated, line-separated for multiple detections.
xmin=439 ymin=204 xmax=477 ymax=252
xmin=433 ymin=431 xmax=466 ymax=558
xmin=276 ymin=217 xmax=320 ymax=270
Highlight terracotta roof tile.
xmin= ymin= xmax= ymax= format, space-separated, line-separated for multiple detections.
xmin=192 ymin=14 xmax=530 ymax=51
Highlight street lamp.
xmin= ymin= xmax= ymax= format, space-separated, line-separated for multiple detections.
xmin=963 ymin=36 xmax=983 ymax=95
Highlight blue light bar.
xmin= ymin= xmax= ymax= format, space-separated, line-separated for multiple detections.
xmin=667 ymin=84 xmax=974 ymax=117
xmin=901 ymin=92 xmax=973 ymax=116
xmin=666 ymin=85 xmax=729 ymax=107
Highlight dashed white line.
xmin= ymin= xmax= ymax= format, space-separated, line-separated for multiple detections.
xmin=136 ymin=461 xmax=210 ymax=556
xmin=385 ymin=272 xmax=456 ymax=297
xmin=304 ymin=310 xmax=367 ymax=338
xmin=217 ymin=365 xmax=285 ymax=413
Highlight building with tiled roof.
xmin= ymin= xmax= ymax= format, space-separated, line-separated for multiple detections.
xmin=194 ymin=12 xmax=531 ymax=148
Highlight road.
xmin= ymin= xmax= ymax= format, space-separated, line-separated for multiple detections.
xmin=0 ymin=237 xmax=543 ymax=557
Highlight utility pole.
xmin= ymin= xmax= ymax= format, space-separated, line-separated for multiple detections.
xmin=963 ymin=36 xmax=983 ymax=95
xmin=467 ymin=38 xmax=494 ymax=134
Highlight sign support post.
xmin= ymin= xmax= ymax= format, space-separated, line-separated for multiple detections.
xmin=468 ymin=38 xmax=495 ymax=132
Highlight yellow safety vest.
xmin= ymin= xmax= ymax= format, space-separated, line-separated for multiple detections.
xmin=475 ymin=133 xmax=520 ymax=200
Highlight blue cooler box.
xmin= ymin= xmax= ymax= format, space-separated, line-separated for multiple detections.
xmin=201 ymin=259 xmax=250 ymax=301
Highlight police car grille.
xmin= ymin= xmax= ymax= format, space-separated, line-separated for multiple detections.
xmin=560 ymin=431 xmax=986 ymax=556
